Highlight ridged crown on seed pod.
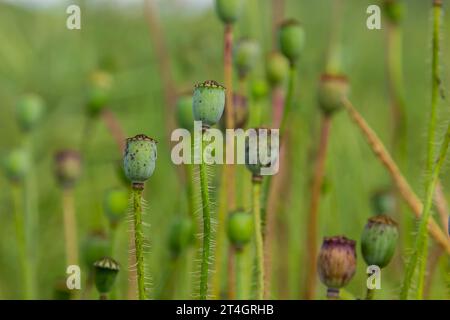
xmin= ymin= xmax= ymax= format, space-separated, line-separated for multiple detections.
xmin=168 ymin=217 xmax=196 ymax=257
xmin=317 ymin=73 xmax=349 ymax=115
xmin=266 ymin=52 xmax=290 ymax=87
xmin=16 ymin=94 xmax=45 ymax=132
xmin=215 ymin=0 xmax=242 ymax=24
xmin=227 ymin=210 xmax=253 ymax=250
xmin=93 ymin=257 xmax=120 ymax=294
xmin=54 ymin=150 xmax=82 ymax=189
xmin=278 ymin=19 xmax=305 ymax=65
xmin=123 ymin=134 xmax=157 ymax=184
xmin=317 ymin=236 xmax=357 ymax=289
xmin=361 ymin=215 xmax=398 ymax=268
xmin=192 ymin=80 xmax=225 ymax=127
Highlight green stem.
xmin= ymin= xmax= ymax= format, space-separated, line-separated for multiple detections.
xmin=401 ymin=122 xmax=450 ymax=299
xmin=252 ymin=178 xmax=264 ymax=300
xmin=199 ymin=130 xmax=212 ymax=300
xmin=235 ymin=249 xmax=244 ymax=300
xmin=366 ymin=287 xmax=375 ymax=300
xmin=279 ymin=65 xmax=296 ymax=138
xmin=12 ymin=184 xmax=32 ymax=299
xmin=132 ymin=186 xmax=147 ymax=300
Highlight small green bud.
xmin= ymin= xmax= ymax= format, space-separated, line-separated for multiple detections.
xmin=176 ymin=93 xmax=195 ymax=131
xmin=3 ymin=148 xmax=30 ymax=183
xmin=16 ymin=94 xmax=45 ymax=132
xmin=317 ymin=74 xmax=349 ymax=115
xmin=219 ymin=93 xmax=248 ymax=130
xmin=227 ymin=210 xmax=253 ymax=250
xmin=103 ymin=188 xmax=129 ymax=228
xmin=192 ymin=80 xmax=226 ymax=128
xmin=82 ymin=231 xmax=112 ymax=270
xmin=361 ymin=215 xmax=398 ymax=268
xmin=234 ymin=38 xmax=260 ymax=79
xmin=278 ymin=19 xmax=305 ymax=65
xmin=245 ymin=128 xmax=278 ymax=177
xmin=123 ymin=134 xmax=157 ymax=185
xmin=54 ymin=150 xmax=82 ymax=189
xmin=215 ymin=0 xmax=242 ymax=24
xmin=251 ymin=79 xmax=269 ymax=101
xmin=266 ymin=52 xmax=289 ymax=87
xmin=94 ymin=257 xmax=120 ymax=295
xmin=87 ymin=70 xmax=113 ymax=116
xmin=317 ymin=236 xmax=357 ymax=290
xmin=168 ymin=217 xmax=195 ymax=258
xmin=371 ymin=188 xmax=396 ymax=215
xmin=383 ymin=0 xmax=405 ymax=25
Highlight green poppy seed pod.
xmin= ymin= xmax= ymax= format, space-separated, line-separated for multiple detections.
xmin=227 ymin=210 xmax=253 ymax=250
xmin=168 ymin=217 xmax=195 ymax=258
xmin=371 ymin=189 xmax=396 ymax=215
xmin=87 ymin=70 xmax=113 ymax=116
xmin=234 ymin=38 xmax=260 ymax=79
xmin=245 ymin=128 xmax=278 ymax=178
xmin=15 ymin=94 xmax=45 ymax=132
xmin=318 ymin=74 xmax=349 ymax=115
xmin=93 ymin=257 xmax=120 ymax=295
xmin=192 ymin=80 xmax=226 ymax=128
xmin=215 ymin=0 xmax=242 ymax=24
xmin=317 ymin=236 xmax=357 ymax=290
xmin=266 ymin=52 xmax=290 ymax=88
xmin=361 ymin=215 xmax=398 ymax=268
xmin=219 ymin=93 xmax=248 ymax=130
xmin=54 ymin=150 xmax=82 ymax=189
xmin=123 ymin=134 xmax=157 ymax=186
xmin=278 ymin=19 xmax=305 ymax=66
xmin=176 ymin=93 xmax=195 ymax=131
xmin=82 ymin=231 xmax=112 ymax=270
xmin=103 ymin=188 xmax=129 ymax=228
xmin=251 ymin=79 xmax=269 ymax=101
xmin=383 ymin=0 xmax=405 ymax=25
xmin=3 ymin=148 xmax=30 ymax=184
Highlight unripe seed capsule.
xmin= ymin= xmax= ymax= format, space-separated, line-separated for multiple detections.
xmin=234 ymin=38 xmax=260 ymax=79
xmin=361 ymin=215 xmax=398 ymax=268
xmin=103 ymin=187 xmax=129 ymax=228
xmin=317 ymin=236 xmax=357 ymax=290
xmin=3 ymin=148 xmax=30 ymax=183
xmin=278 ymin=19 xmax=305 ymax=66
xmin=87 ymin=70 xmax=113 ymax=116
xmin=215 ymin=0 xmax=242 ymax=24
xmin=54 ymin=150 xmax=82 ymax=189
xmin=266 ymin=52 xmax=289 ymax=88
xmin=251 ymin=79 xmax=269 ymax=101
xmin=16 ymin=94 xmax=45 ymax=132
xmin=123 ymin=134 xmax=157 ymax=185
xmin=227 ymin=210 xmax=253 ymax=250
xmin=168 ymin=217 xmax=195 ymax=258
xmin=383 ymin=0 xmax=405 ymax=25
xmin=176 ymin=93 xmax=195 ymax=131
xmin=82 ymin=231 xmax=112 ymax=269
xmin=192 ymin=80 xmax=226 ymax=128
xmin=318 ymin=74 xmax=349 ymax=115
xmin=371 ymin=188 xmax=396 ymax=215
xmin=93 ymin=257 xmax=120 ymax=295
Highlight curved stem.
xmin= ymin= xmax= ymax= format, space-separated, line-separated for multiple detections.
xmin=199 ymin=131 xmax=212 ymax=300
xmin=252 ymin=178 xmax=264 ymax=300
xmin=305 ymin=116 xmax=332 ymax=300
xmin=62 ymin=188 xmax=79 ymax=267
xmin=132 ymin=186 xmax=147 ymax=300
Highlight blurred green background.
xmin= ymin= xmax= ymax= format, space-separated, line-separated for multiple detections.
xmin=0 ymin=0 xmax=449 ymax=299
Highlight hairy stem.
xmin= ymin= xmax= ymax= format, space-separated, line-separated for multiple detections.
xmin=199 ymin=131 xmax=212 ymax=300
xmin=62 ymin=188 xmax=79 ymax=266
xmin=132 ymin=186 xmax=147 ymax=300
xmin=252 ymin=178 xmax=264 ymax=300
xmin=343 ymin=98 xmax=450 ymax=254
xmin=305 ymin=116 xmax=332 ymax=300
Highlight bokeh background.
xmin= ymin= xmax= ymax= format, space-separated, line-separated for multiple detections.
xmin=0 ymin=0 xmax=449 ymax=299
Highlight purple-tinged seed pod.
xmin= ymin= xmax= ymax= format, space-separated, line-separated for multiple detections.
xmin=54 ymin=150 xmax=82 ymax=189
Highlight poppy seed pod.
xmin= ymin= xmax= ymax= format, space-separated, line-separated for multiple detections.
xmin=278 ymin=19 xmax=305 ymax=66
xmin=82 ymin=231 xmax=112 ymax=270
xmin=3 ymin=148 xmax=30 ymax=184
xmin=176 ymin=93 xmax=195 ymax=131
xmin=371 ymin=189 xmax=396 ymax=215
xmin=103 ymin=188 xmax=129 ymax=228
xmin=227 ymin=210 xmax=253 ymax=250
xmin=123 ymin=134 xmax=157 ymax=185
xmin=168 ymin=217 xmax=195 ymax=258
xmin=245 ymin=128 xmax=278 ymax=178
xmin=93 ymin=257 xmax=120 ymax=295
xmin=317 ymin=236 xmax=357 ymax=290
xmin=87 ymin=70 xmax=113 ymax=116
xmin=251 ymin=79 xmax=269 ymax=101
xmin=219 ymin=93 xmax=248 ymax=130
xmin=54 ymin=150 xmax=82 ymax=189
xmin=318 ymin=74 xmax=349 ymax=115
xmin=215 ymin=0 xmax=242 ymax=24
xmin=383 ymin=0 xmax=405 ymax=25
xmin=16 ymin=94 xmax=45 ymax=132
xmin=234 ymin=38 xmax=260 ymax=79
xmin=192 ymin=80 xmax=226 ymax=128
xmin=266 ymin=52 xmax=289 ymax=88
xmin=361 ymin=215 xmax=398 ymax=268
